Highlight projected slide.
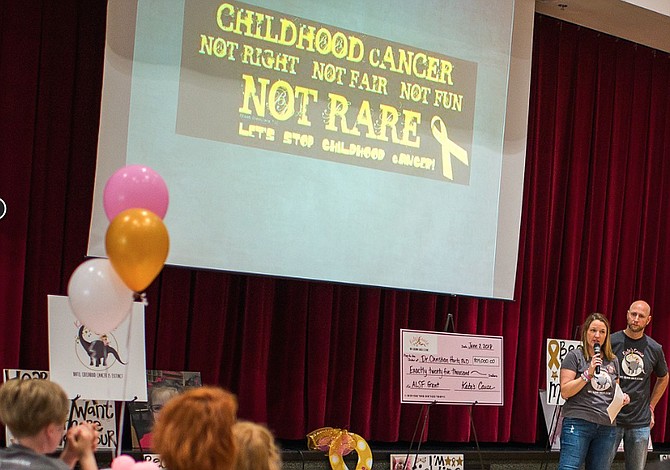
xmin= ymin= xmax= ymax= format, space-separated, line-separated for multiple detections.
xmin=179 ymin=2 xmax=476 ymax=183
xmin=89 ymin=0 xmax=534 ymax=299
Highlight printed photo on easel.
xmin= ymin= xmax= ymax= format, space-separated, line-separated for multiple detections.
xmin=128 ymin=370 xmax=202 ymax=451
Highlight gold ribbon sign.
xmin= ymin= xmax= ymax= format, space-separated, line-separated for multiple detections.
xmin=307 ymin=427 xmax=373 ymax=470
xmin=547 ymin=339 xmax=560 ymax=370
xmin=431 ymin=115 xmax=469 ymax=180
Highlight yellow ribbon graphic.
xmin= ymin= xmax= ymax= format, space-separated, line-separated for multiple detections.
xmin=547 ymin=340 xmax=560 ymax=369
xmin=430 ymin=116 xmax=468 ymax=180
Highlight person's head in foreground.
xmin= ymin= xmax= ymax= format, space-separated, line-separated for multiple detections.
xmin=152 ymin=386 xmax=237 ymax=470
xmin=0 ymin=378 xmax=69 ymax=450
xmin=233 ymin=421 xmax=282 ymax=470
xmin=0 ymin=378 xmax=98 ymax=469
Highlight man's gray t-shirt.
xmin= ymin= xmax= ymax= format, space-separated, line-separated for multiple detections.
xmin=611 ymin=331 xmax=668 ymax=428
xmin=561 ymin=347 xmax=620 ymax=426
xmin=0 ymin=445 xmax=69 ymax=470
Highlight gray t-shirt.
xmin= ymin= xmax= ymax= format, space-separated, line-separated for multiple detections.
xmin=0 ymin=445 xmax=69 ymax=470
xmin=561 ymin=347 xmax=620 ymax=426
xmin=611 ymin=331 xmax=668 ymax=427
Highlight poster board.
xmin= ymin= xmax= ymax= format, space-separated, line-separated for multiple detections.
xmin=2 ymin=369 xmax=117 ymax=450
xmin=142 ymin=454 xmax=166 ymax=469
xmin=390 ymin=453 xmax=464 ymax=470
xmin=48 ymin=295 xmax=148 ymax=401
xmin=541 ymin=338 xmax=580 ymax=450
xmin=400 ymin=329 xmax=503 ymax=405
xmin=546 ymin=338 xmax=579 ymax=405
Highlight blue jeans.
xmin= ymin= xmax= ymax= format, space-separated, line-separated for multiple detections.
xmin=558 ymin=417 xmax=618 ymax=470
xmin=613 ymin=426 xmax=650 ymax=470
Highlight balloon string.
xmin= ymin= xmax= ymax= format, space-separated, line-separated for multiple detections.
xmin=116 ymin=303 xmax=135 ymax=459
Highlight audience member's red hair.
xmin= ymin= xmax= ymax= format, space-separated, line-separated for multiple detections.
xmin=152 ymin=386 xmax=237 ymax=470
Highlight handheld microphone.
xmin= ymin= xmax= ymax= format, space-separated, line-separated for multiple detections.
xmin=593 ymin=342 xmax=601 ymax=374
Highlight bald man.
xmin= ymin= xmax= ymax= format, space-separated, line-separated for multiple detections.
xmin=610 ymin=300 xmax=669 ymax=470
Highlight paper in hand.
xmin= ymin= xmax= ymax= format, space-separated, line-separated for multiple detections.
xmin=607 ymin=383 xmax=626 ymax=423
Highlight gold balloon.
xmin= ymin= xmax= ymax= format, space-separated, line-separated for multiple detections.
xmin=106 ymin=208 xmax=169 ymax=292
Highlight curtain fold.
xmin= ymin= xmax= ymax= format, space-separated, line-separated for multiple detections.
xmin=3 ymin=4 xmax=670 ymax=445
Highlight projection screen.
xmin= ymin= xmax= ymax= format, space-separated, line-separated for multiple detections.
xmin=89 ymin=0 xmax=535 ymax=299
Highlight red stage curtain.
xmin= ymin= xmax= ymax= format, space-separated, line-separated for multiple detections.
xmin=2 ymin=3 xmax=670 ymax=444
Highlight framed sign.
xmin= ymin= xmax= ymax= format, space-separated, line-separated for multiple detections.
xmin=401 ymin=329 xmax=503 ymax=405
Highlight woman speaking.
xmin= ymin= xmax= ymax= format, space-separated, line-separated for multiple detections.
xmin=558 ymin=312 xmax=630 ymax=470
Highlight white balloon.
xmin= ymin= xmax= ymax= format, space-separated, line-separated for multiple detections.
xmin=67 ymin=258 xmax=134 ymax=334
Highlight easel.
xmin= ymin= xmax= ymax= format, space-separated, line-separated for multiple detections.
xmin=403 ymin=313 xmax=485 ymax=470
xmin=122 ymin=396 xmax=140 ymax=455
xmin=540 ymin=399 xmax=562 ymax=470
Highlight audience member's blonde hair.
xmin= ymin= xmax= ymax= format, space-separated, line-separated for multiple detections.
xmin=0 ymin=379 xmax=69 ymax=438
xmin=152 ymin=386 xmax=237 ymax=470
xmin=233 ymin=421 xmax=281 ymax=470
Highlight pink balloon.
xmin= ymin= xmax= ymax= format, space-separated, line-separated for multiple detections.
xmin=67 ymin=258 xmax=134 ymax=334
xmin=103 ymin=165 xmax=169 ymax=221
xmin=111 ymin=456 xmax=158 ymax=470
xmin=111 ymin=455 xmax=136 ymax=470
